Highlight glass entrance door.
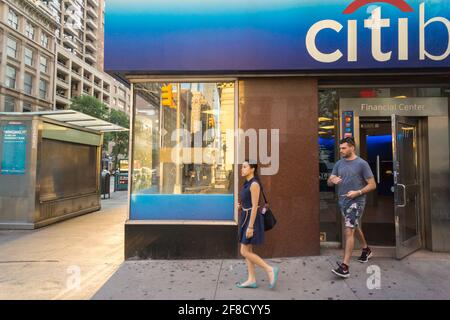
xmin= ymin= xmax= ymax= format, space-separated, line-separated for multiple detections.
xmin=359 ymin=119 xmax=395 ymax=246
xmin=392 ymin=115 xmax=422 ymax=259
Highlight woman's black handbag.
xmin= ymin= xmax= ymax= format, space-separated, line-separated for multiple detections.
xmin=260 ymin=188 xmax=277 ymax=231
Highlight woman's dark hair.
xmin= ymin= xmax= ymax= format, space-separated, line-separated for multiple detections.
xmin=245 ymin=159 xmax=259 ymax=181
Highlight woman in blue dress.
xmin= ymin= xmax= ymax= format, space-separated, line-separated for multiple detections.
xmin=236 ymin=160 xmax=280 ymax=289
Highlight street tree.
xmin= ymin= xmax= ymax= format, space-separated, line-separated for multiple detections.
xmin=70 ymin=95 xmax=129 ymax=168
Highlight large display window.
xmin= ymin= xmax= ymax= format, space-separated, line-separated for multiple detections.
xmin=130 ymin=81 xmax=236 ymax=221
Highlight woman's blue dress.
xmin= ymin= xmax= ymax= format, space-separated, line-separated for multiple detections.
xmin=239 ymin=177 xmax=264 ymax=245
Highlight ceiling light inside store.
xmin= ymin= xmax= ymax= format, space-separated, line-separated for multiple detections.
xmin=318 ymin=117 xmax=333 ymax=122
xmin=320 ymin=125 xmax=335 ymax=130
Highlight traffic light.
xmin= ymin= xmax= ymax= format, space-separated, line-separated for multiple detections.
xmin=208 ymin=116 xmax=215 ymax=127
xmin=161 ymin=84 xmax=175 ymax=108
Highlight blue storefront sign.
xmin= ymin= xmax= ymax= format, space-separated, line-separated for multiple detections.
xmin=1 ymin=123 xmax=27 ymax=175
xmin=105 ymin=0 xmax=450 ymax=72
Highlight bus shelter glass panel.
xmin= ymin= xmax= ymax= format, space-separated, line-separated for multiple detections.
xmin=131 ymin=82 xmax=235 ymax=220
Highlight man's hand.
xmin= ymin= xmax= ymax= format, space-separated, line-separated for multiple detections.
xmin=328 ymin=175 xmax=343 ymax=185
xmin=246 ymin=228 xmax=254 ymax=239
xmin=345 ymin=190 xmax=361 ymax=199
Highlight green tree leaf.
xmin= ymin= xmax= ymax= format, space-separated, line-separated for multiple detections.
xmin=70 ymin=95 xmax=130 ymax=168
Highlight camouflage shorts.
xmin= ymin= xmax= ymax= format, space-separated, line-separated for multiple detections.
xmin=340 ymin=203 xmax=365 ymax=229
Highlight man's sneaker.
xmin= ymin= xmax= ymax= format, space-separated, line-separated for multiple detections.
xmin=331 ymin=262 xmax=350 ymax=278
xmin=357 ymin=247 xmax=373 ymax=263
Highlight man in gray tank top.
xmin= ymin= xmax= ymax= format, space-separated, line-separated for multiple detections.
xmin=328 ymin=137 xmax=377 ymax=278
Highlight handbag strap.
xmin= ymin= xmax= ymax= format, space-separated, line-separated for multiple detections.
xmin=259 ymin=182 xmax=269 ymax=205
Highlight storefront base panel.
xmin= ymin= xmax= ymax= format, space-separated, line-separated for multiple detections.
xmin=125 ymin=222 xmax=239 ymax=260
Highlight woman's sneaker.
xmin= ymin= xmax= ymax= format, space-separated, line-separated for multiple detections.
xmin=357 ymin=247 xmax=372 ymax=263
xmin=331 ymin=262 xmax=350 ymax=278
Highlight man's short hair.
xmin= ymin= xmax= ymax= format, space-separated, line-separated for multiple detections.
xmin=339 ymin=137 xmax=356 ymax=147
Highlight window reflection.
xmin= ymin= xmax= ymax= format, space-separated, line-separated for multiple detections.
xmin=132 ymin=82 xmax=235 ymax=196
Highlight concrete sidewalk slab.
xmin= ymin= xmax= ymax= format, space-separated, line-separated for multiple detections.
xmin=92 ymin=250 xmax=450 ymax=300
xmin=0 ymin=191 xmax=128 ymax=300
xmin=214 ymin=257 xmax=357 ymax=300
xmin=93 ymin=260 xmax=224 ymax=300
xmin=1 ymin=190 xmax=450 ymax=300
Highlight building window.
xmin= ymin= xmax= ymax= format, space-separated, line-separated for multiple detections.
xmin=119 ymin=88 xmax=126 ymax=98
xmin=40 ymin=33 xmax=49 ymax=48
xmin=40 ymin=56 xmax=48 ymax=73
xmin=5 ymin=66 xmax=17 ymax=89
xmin=24 ymin=47 xmax=34 ymax=66
xmin=4 ymin=96 xmax=15 ymax=112
xmin=24 ymin=73 xmax=33 ymax=95
xmin=7 ymin=10 xmax=19 ymax=30
xmin=39 ymin=79 xmax=48 ymax=99
xmin=23 ymin=102 xmax=33 ymax=112
xmin=25 ymin=22 xmax=35 ymax=40
xmin=6 ymin=37 xmax=18 ymax=58
xmin=130 ymin=82 xmax=236 ymax=221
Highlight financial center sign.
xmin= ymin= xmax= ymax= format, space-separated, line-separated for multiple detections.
xmin=105 ymin=0 xmax=450 ymax=72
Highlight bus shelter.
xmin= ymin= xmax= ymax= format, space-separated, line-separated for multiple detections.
xmin=0 ymin=110 xmax=127 ymax=229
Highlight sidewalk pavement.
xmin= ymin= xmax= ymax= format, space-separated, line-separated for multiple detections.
xmin=0 ymin=191 xmax=127 ymax=300
xmin=1 ymin=189 xmax=449 ymax=300
xmin=92 ymin=250 xmax=450 ymax=300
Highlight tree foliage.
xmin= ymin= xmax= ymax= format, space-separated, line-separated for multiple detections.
xmin=70 ymin=95 xmax=130 ymax=167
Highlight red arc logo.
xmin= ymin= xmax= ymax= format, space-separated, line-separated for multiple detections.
xmin=343 ymin=0 xmax=414 ymax=14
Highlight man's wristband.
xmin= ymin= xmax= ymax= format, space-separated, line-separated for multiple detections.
xmin=358 ymin=190 xmax=363 ymax=196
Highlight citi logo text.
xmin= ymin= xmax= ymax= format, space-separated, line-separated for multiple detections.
xmin=306 ymin=1 xmax=450 ymax=63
